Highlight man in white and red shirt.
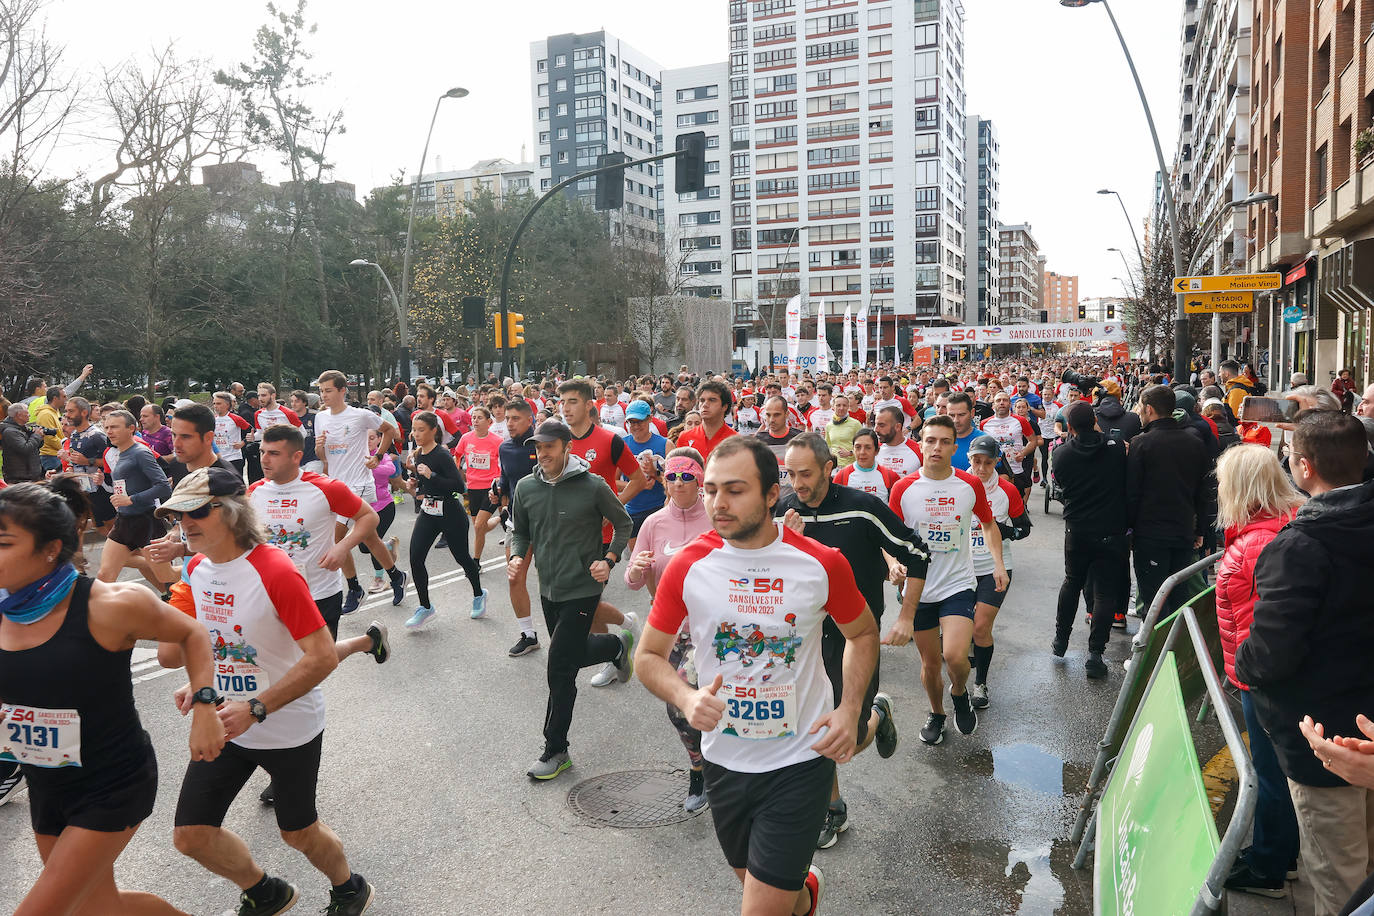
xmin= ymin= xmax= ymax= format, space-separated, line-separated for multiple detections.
xmin=636 ymin=435 xmax=877 ymax=916
xmin=254 ymin=383 xmax=302 ymax=433
xmin=979 ymin=391 xmax=1041 ymax=499
xmin=158 ymin=466 xmax=375 ymax=915
xmin=870 ymin=376 xmax=917 ymax=429
xmin=806 ymin=384 xmax=836 ymax=432
xmin=212 ymin=392 xmax=251 ymax=478
xmin=873 ymin=405 xmax=923 ymax=477
xmin=887 ymin=415 xmax=1007 ymax=747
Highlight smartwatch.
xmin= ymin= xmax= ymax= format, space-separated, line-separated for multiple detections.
xmin=247 ymin=698 xmax=268 ymax=723
xmin=191 ymin=686 xmax=220 ymax=706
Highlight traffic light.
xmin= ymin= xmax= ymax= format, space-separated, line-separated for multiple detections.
xmin=594 ymin=152 xmax=628 ymax=210
xmin=1106 ymin=303 xmax=1115 ymax=319
xmin=495 ymin=312 xmax=525 ymax=348
xmin=1077 ymin=305 xmax=1086 ymax=321
xmin=675 ymin=130 xmax=708 ymax=195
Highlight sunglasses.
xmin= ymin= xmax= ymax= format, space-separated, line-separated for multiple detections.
xmin=168 ymin=501 xmax=222 ymax=522
xmin=664 ymin=472 xmax=698 ymax=483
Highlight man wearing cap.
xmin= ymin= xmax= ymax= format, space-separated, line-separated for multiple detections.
xmin=622 ymin=400 xmax=669 ymax=553
xmin=509 ymin=419 xmax=635 ymax=780
xmin=1092 ymin=379 xmax=1141 ymax=442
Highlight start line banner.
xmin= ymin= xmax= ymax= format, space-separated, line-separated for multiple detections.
xmin=911 ymin=322 xmax=1128 ymax=346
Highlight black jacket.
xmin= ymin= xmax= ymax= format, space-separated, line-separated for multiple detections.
xmin=1052 ymin=431 xmax=1128 ymax=536
xmin=1126 ymin=415 xmax=1211 ymax=543
xmin=0 ymin=417 xmax=44 ymax=483
xmin=1093 ymin=396 xmax=1142 ymax=442
xmin=1235 ymin=480 xmax=1374 ymax=787
xmin=776 ymin=482 xmax=930 ymax=617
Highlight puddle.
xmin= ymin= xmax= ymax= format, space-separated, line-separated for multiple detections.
xmin=993 ymin=743 xmax=1066 ymax=795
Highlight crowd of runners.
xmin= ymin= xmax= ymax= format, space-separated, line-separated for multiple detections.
xmin=5 ymin=353 xmax=1374 ymax=915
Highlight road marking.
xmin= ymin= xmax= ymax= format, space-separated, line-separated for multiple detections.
xmin=1202 ymin=738 xmax=1245 ymax=816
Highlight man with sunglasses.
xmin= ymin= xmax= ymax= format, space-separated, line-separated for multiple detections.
xmin=622 ymin=400 xmax=669 ymax=555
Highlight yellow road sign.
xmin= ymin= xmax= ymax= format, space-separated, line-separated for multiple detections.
xmin=1173 ymin=273 xmax=1281 ymax=293
xmin=1183 ymin=291 xmax=1254 ymax=314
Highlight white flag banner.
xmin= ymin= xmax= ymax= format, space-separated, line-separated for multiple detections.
xmin=784 ymin=295 xmax=802 ymax=377
xmin=856 ymin=302 xmax=870 ymax=369
xmin=815 ymin=302 xmax=828 ymax=371
xmin=841 ymin=305 xmax=853 ymax=373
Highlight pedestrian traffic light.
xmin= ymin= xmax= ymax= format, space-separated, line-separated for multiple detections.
xmin=675 ymin=131 xmax=708 ymax=195
xmin=1077 ymin=305 xmax=1086 ymax=321
xmin=495 ymin=312 xmax=525 ymax=348
xmin=594 ymin=152 xmax=628 ymax=210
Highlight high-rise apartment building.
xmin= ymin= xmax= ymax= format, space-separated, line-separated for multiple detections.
xmin=1042 ymin=270 xmax=1080 ymax=323
xmin=998 ymin=224 xmax=1040 ymax=324
xmin=410 ymin=159 xmax=536 ymax=220
xmin=726 ymin=0 xmax=968 ymax=355
xmin=530 ymin=32 xmax=662 ymax=243
xmin=660 ymin=63 xmax=729 ymax=299
xmin=964 ymin=116 xmax=1000 ymax=325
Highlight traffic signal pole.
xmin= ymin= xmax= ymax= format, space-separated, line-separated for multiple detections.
xmin=496 ymin=148 xmax=685 ymax=382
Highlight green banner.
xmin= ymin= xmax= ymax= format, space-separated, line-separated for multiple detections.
xmin=1095 ymin=654 xmax=1219 ymax=916
xmin=1154 ymin=587 xmax=1221 ymax=706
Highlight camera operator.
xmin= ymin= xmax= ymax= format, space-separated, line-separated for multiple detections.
xmin=1 ymin=402 xmax=47 ymax=483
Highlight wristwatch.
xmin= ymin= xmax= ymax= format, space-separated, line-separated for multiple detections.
xmin=191 ymin=686 xmax=220 ymax=706
xmin=247 ymin=698 xmax=268 ymax=723
xmin=601 ymin=555 xmax=617 ymax=570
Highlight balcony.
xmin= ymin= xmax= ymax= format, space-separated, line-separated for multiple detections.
xmin=1310 ymin=158 xmax=1374 ymax=238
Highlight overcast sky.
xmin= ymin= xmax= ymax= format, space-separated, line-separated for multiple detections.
xmin=41 ymin=0 xmax=1179 ymax=305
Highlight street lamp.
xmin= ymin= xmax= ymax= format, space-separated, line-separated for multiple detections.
xmin=1187 ymin=192 xmax=1279 ymax=368
xmin=348 ymin=259 xmax=406 ymax=380
xmin=1097 ymin=189 xmax=1145 ymax=272
xmin=398 ymin=86 xmax=468 ymax=384
xmin=765 ymin=225 xmax=810 ymax=372
xmin=1067 ymin=0 xmax=1189 ymax=378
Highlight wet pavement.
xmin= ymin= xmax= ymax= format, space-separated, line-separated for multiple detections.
xmin=0 ymin=488 xmax=1303 ymax=914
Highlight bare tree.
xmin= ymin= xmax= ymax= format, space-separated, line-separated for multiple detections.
xmin=0 ymin=0 xmax=77 ymax=206
xmin=624 ymin=227 xmax=694 ymax=373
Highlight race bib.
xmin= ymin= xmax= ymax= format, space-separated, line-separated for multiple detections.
xmin=970 ymin=524 xmax=989 ymax=556
xmin=468 ymin=451 xmax=490 ymax=470
xmin=422 ymin=497 xmax=444 ymax=516
xmin=719 ymin=683 xmax=797 ymax=740
xmin=214 ymin=660 xmax=270 ymax=701
xmin=923 ymin=520 xmax=960 ymax=553
xmin=0 ymin=705 xmax=82 ymax=768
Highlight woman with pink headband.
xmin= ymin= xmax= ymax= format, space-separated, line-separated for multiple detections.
xmin=625 ymin=446 xmax=712 ymax=812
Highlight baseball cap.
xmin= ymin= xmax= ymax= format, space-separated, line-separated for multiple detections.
xmin=530 ymin=420 xmax=572 ymax=443
xmin=966 ymin=435 xmax=1001 ymax=460
xmin=625 ymin=401 xmax=651 ymax=421
xmin=1100 ymin=379 xmax=1122 ymax=398
xmin=156 ymin=466 xmax=245 ymax=518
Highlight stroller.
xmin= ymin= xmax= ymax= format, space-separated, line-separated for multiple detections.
xmin=1042 ymin=432 xmax=1066 ymax=515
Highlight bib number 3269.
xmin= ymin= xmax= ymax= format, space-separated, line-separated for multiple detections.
xmin=0 ymin=705 xmax=82 ymax=768
xmin=719 ymin=683 xmax=797 ymax=740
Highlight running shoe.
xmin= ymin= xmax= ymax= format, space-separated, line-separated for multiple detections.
xmin=615 ymin=628 xmax=635 ymax=682
xmin=366 ymin=576 xmax=387 ymax=595
xmin=951 ymin=691 xmax=978 ymax=735
xmin=1085 ymin=652 xmax=1108 ymax=679
xmin=684 ymin=769 xmax=708 ymax=813
xmin=508 ymin=633 xmax=540 ymax=657
xmin=816 ymin=800 xmax=848 ymax=849
xmin=1112 ymin=612 xmax=1127 ymax=629
xmin=325 ymin=877 xmax=375 ymax=915
xmin=969 ymin=682 xmax=990 ymax=710
xmin=0 ymin=762 xmax=23 ymax=808
xmin=259 ymin=782 xmax=274 ymax=806
xmin=389 ymin=570 xmax=408 ymax=607
xmin=1052 ymin=635 xmax=1069 ymax=658
xmin=341 ymin=585 xmax=364 ymax=615
xmin=1224 ymin=860 xmax=1286 ymax=899
xmin=802 ymin=864 xmax=825 ymax=916
xmin=366 ymin=622 xmax=389 ymax=664
xmin=471 ymin=588 xmax=489 ymax=619
xmin=237 ymin=875 xmax=296 ymax=915
xmin=527 ymin=750 xmax=571 ymax=780
xmin=405 ymin=606 xmax=436 ymax=629
xmin=872 ymin=693 xmax=898 ymax=758
xmin=622 ymin=611 xmax=641 ymax=643
xmin=436 ymin=536 xmax=448 ymax=550
xmin=919 ymin=712 xmax=947 ymax=746
xmin=386 ymin=535 xmax=400 ymax=559
xmin=589 ymin=663 xmax=617 ymax=687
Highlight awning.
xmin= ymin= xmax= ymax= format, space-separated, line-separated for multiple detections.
xmin=1285 ymin=259 xmax=1311 ymax=285
xmin=1321 ymin=241 xmax=1374 ymax=315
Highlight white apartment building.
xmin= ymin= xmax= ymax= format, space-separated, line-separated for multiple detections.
xmin=998 ymin=223 xmax=1040 ymax=324
xmin=411 ymin=158 xmax=536 ymax=220
xmin=963 ymin=115 xmax=1000 ymax=325
xmin=530 ymin=32 xmax=663 ymax=244
xmin=1078 ymin=296 xmax=1127 ymax=323
xmin=660 ymin=62 xmax=729 ymax=299
xmin=726 ymin=0 xmax=968 ymax=357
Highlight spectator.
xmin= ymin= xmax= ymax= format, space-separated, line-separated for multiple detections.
xmin=1358 ymin=383 xmax=1374 ymax=419
xmin=1286 ymin=385 xmax=1344 ymax=414
xmin=1201 ymin=398 xmax=1239 ymax=451
xmin=1091 ymin=379 xmax=1142 ymax=442
xmin=1333 ymin=369 xmax=1358 ymax=413
xmin=28 ymin=389 xmax=64 ymax=473
xmin=1126 ymin=385 xmax=1210 ymax=618
xmin=1236 ymin=411 xmax=1374 ymax=916
xmin=1290 ymin=372 xmax=1310 ymax=387
xmin=0 ymin=403 xmax=45 ymax=483
xmin=1214 ymin=444 xmax=1304 ymax=899
xmin=1220 ymin=359 xmax=1263 ymax=417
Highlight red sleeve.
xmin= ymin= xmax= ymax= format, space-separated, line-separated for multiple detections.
xmin=612 ymin=435 xmax=640 ymax=477
xmin=1204 ymin=416 xmax=1219 ymax=437
xmin=834 ymin=464 xmax=851 ymax=484
xmin=306 ymin=472 xmax=365 ymax=517
xmin=956 ymin=468 xmax=995 ymax=523
xmin=979 ymin=417 xmax=992 ymax=431
xmin=907 ymin=439 xmax=923 ymax=463
xmin=880 ymin=466 xmax=901 ymax=488
xmin=282 ymin=407 xmax=302 ymax=427
xmin=441 ymin=412 xmax=458 ymax=434
xmin=850 ymin=408 xmax=866 ymax=425
xmin=1017 ymin=416 xmax=1035 ymax=438
xmin=253 ymin=410 xmax=264 ymax=428
xmin=782 ymin=528 xmax=865 ymax=624
xmin=647 ymin=536 xmax=718 ymax=634
xmin=651 ymin=416 xmax=667 ymax=435
xmin=900 ymin=397 xmax=916 ymax=418
xmin=888 ymin=473 xmax=916 ymax=516
xmin=998 ymin=478 xmax=1025 ymax=517
xmin=248 ymin=545 xmax=326 ymax=639
xmin=230 ymin=413 xmax=249 ymax=430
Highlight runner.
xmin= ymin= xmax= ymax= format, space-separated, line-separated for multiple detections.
xmin=362 ymin=428 xmax=401 ymax=595
xmin=822 ymin=394 xmax=862 ymax=468
xmin=492 ymin=399 xmax=541 ymax=657
xmin=288 ymin=390 xmax=322 ymax=474
xmin=964 ymin=436 xmax=1030 ymax=710
xmin=253 ymin=384 xmax=301 ymax=435
xmin=676 ymin=380 xmax=739 ymax=462
xmin=314 ymin=370 xmax=407 ymax=613
xmin=806 ymin=384 xmax=836 ymax=432
xmin=509 ymin=419 xmax=634 ymax=780
xmin=158 ymin=469 xmax=375 ymax=916
xmin=779 ymin=433 xmax=930 ymax=850
xmin=0 ymin=478 xmax=224 ymax=916
xmin=979 ymin=391 xmax=1041 ymax=502
xmin=211 ymin=392 xmax=251 ymax=479
xmin=624 ymin=446 xmax=713 ymax=812
xmin=402 ymin=411 xmax=487 ymax=627
xmin=635 ymin=435 xmax=879 ymax=916
xmin=832 ymin=428 xmax=901 ymax=502
xmin=96 ymin=408 xmax=177 ymax=592
xmin=756 ymin=396 xmax=802 ymax=501
xmin=887 ymin=415 xmax=1008 ymax=745
xmin=453 ymin=406 xmax=504 ymax=562
xmin=945 ymin=392 xmax=990 ymax=472
xmin=873 ymin=405 xmax=923 ymax=476
xmin=621 ymin=399 xmax=669 ymax=554
xmin=60 ymin=397 xmax=113 ymax=533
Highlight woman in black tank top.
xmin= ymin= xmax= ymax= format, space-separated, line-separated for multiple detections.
xmin=0 ymin=479 xmax=225 ymax=916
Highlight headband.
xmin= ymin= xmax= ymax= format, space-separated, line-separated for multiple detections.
xmin=664 ymin=456 xmax=704 ymax=479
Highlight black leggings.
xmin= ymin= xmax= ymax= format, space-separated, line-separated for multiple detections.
xmin=410 ymin=503 xmax=482 ymax=607
xmin=360 ymin=501 xmax=397 ymax=571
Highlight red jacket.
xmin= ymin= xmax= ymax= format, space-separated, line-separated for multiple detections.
xmin=1216 ymin=511 xmax=1294 ymax=690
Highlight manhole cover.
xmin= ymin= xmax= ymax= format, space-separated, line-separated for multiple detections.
xmin=567 ymin=769 xmax=703 ymax=828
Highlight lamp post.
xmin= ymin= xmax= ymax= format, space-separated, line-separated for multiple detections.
xmin=1065 ymin=0 xmax=1187 ymax=377
xmin=766 ymin=225 xmax=810 ymax=372
xmin=1097 ymin=189 xmax=1146 ymax=271
xmin=348 ymin=260 xmax=406 ymax=381
xmin=398 ymin=86 xmax=468 ymax=384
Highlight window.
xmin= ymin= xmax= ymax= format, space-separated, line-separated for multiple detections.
xmin=914 ymin=78 xmax=938 ymax=102
xmin=707 ymin=136 xmax=720 ymax=150
xmin=757 ymin=202 xmax=800 ymax=221
xmin=806 ymin=144 xmax=859 ymax=166
xmin=913 ymin=133 xmax=937 ymax=156
xmin=536 ymin=58 xmax=547 ymax=72
xmin=731 ymin=153 xmax=752 ymax=176
xmin=807 ymin=118 xmax=860 ymax=141
xmin=913 ymin=160 xmax=939 ymax=184
xmin=870 ymin=193 xmax=893 ymax=212
xmin=537 ymin=83 xmax=548 ymax=97
xmin=915 ymin=105 xmax=939 ymax=129
xmin=677 ymin=111 xmax=719 ymax=127
xmin=679 ymin=211 xmax=721 ymax=226
xmin=754 ymin=0 xmax=795 ymax=16
xmin=915 ymin=23 xmax=938 ymax=48
xmin=914 ymin=213 xmax=938 ymax=235
xmin=538 ymin=106 xmax=549 ymax=121
xmin=1314 ymin=142 xmax=1328 ymax=201
xmin=556 ymin=151 xmax=568 ymax=164
xmin=805 ymin=12 xmax=857 ymax=35
xmin=807 ymin=170 xmax=859 ymax=191
xmin=555 ymin=103 xmax=568 ymax=116
xmin=914 ymin=50 xmax=938 ymax=78
xmin=573 ymin=46 xmax=601 ymax=68
xmin=753 ymin=22 xmax=796 ymax=43
xmin=808 ymin=196 xmax=860 ymax=218
xmin=755 ymin=48 xmax=796 ymax=69
xmin=756 ymin=125 xmax=798 ymax=145
xmin=732 ymin=203 xmax=751 ymax=224
xmin=755 ymin=73 xmax=797 ymax=94
xmin=554 ymin=78 xmax=567 ymax=93
xmin=756 ymin=177 xmax=799 ymax=195
xmin=574 ymin=97 xmax=603 ymax=117
xmin=806 ymin=40 xmax=858 ymax=63
xmin=869 ymin=141 xmax=893 ymax=161
xmin=870 ymin=220 xmax=893 ymax=237
xmin=676 ymin=85 xmax=719 ymax=102
xmin=539 ymin=154 xmax=550 ymax=167
xmin=807 ymin=92 xmax=859 ymax=115
xmin=573 ymin=71 xmax=603 ymax=92
xmin=808 ymin=222 xmax=859 ymax=243
xmin=554 ymin=54 xmax=567 ymax=68
xmin=575 ymin=119 xmax=604 ymax=142
xmin=868 ymin=88 xmax=893 ymax=107
xmin=868 ymin=61 xmax=892 ymax=82
xmin=809 ymin=274 xmax=862 ymax=294
xmin=680 ymin=235 xmax=722 ymax=251
xmin=807 ymin=65 xmax=859 ymax=89
xmin=755 ymin=100 xmax=798 ymax=120
xmin=556 ymin=127 xmax=569 ymax=140
xmin=867 ymin=6 xmax=891 ymax=27
xmin=538 ymin=130 xmax=549 ymax=144
xmin=868 ymin=34 xmax=892 ymax=55
xmin=869 ymin=167 xmax=893 ymax=186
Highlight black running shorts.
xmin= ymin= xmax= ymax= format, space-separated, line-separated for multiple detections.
xmin=107 ymin=512 xmax=166 ymax=551
xmin=974 ymin=570 xmax=1014 ymax=609
xmin=26 ymin=740 xmax=157 ymax=836
xmin=702 ymin=754 xmax=834 ymax=891
xmin=174 ymin=731 xmax=323 ymax=833
xmin=466 ymin=486 xmax=496 ymax=518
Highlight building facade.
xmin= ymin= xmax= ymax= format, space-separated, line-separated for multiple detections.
xmin=530 ymin=32 xmax=663 ymax=244
xmin=411 ymin=159 xmax=536 ymax=220
xmin=998 ymin=224 xmax=1040 ymax=325
xmin=1042 ymin=270 xmax=1080 ymax=323
xmin=964 ymin=116 xmax=1000 ymax=325
xmin=1077 ymin=296 xmax=1126 ymax=323
xmin=660 ymin=62 xmax=730 ymax=299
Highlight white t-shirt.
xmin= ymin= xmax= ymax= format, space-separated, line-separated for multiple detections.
xmin=600 ymin=402 xmax=626 ymax=427
xmin=877 ymin=438 xmax=923 ymax=476
xmin=834 ymin=463 xmax=898 ymax=502
xmin=176 ymin=545 xmax=327 ymax=750
xmin=889 ymin=468 xmax=994 ymax=602
xmin=735 ymin=407 xmax=761 ymax=435
xmin=648 ymin=526 xmax=866 ymax=774
xmin=253 ymin=405 xmax=301 ymax=431
xmin=315 ymin=406 xmax=383 ymax=490
xmin=980 ymin=414 xmax=1038 ymax=474
xmin=214 ymin=413 xmax=250 ymax=462
xmin=249 ymin=471 xmax=364 ymax=600
xmin=807 ymin=408 xmax=835 ymax=431
xmin=971 ymin=472 xmax=1022 ymax=576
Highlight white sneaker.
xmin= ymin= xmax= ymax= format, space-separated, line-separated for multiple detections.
xmin=621 ymin=611 xmax=641 ymax=642
xmin=589 ymin=662 xmax=618 ymax=687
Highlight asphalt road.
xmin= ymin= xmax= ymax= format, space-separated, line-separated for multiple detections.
xmin=0 ymin=487 xmax=1289 ymax=915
